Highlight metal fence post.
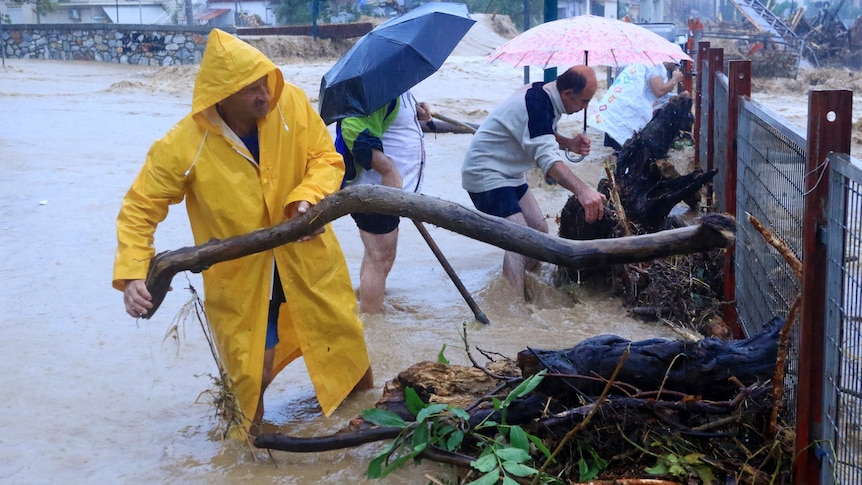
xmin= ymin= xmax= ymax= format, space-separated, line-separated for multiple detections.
xmin=796 ymin=89 xmax=853 ymax=485
xmin=704 ymin=47 xmax=722 ymax=209
xmin=693 ymin=41 xmax=709 ymax=172
xmin=723 ymin=60 xmax=751 ymax=339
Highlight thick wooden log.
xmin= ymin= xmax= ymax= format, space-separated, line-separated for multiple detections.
xmin=144 ymin=185 xmax=735 ymax=317
xmin=556 ymin=94 xmax=719 ymax=287
xmin=518 ymin=316 xmax=784 ymax=402
xmin=558 ymin=95 xmax=715 ymax=244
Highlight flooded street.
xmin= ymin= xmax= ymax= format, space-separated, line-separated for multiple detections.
xmin=0 ymin=55 xmax=687 ymax=483
xmin=5 ymin=6 xmax=861 ymax=478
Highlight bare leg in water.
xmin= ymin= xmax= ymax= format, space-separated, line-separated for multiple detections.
xmin=250 ymin=348 xmax=276 ymax=436
xmin=358 ymin=228 xmax=399 ymax=314
xmin=502 ymin=188 xmax=549 ymax=300
xmin=251 ymin=350 xmax=374 ymax=436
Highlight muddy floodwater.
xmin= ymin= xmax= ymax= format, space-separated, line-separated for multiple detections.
xmin=4 ymin=48 xmax=850 ymax=483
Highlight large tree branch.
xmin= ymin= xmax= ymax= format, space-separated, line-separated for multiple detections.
xmin=144 ymin=185 xmax=735 ymax=317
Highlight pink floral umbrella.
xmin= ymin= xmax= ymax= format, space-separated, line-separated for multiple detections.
xmin=487 ymin=14 xmax=692 ymax=69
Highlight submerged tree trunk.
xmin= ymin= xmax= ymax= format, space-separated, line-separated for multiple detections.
xmin=142 ymin=185 xmax=736 ymax=318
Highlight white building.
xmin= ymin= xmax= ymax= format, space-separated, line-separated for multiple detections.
xmin=553 ymin=0 xmax=665 ymax=23
xmin=207 ymin=0 xmax=273 ymax=26
xmin=0 ymin=0 xmax=272 ymax=25
xmin=0 ymin=0 xmax=675 ymax=27
xmin=3 ymin=0 xmax=173 ymax=24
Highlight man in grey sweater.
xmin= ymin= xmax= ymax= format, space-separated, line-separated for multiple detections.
xmin=461 ymin=65 xmax=606 ymax=300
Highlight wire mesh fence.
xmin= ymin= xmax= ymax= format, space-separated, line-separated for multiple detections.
xmin=734 ymin=98 xmax=807 ymax=420
xmin=823 ymin=154 xmax=862 ymax=484
xmin=698 ymin=49 xmax=860 ymax=484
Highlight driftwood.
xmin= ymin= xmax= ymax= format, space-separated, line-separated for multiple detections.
xmin=556 ymin=94 xmax=724 ymax=319
xmin=143 ymin=185 xmax=736 ymax=317
xmin=518 ymin=316 xmax=783 ymax=402
xmin=613 ymin=93 xmax=716 ymax=232
xmin=423 ymin=113 xmax=479 ymax=134
xmin=559 ymin=93 xmax=716 ymax=245
xmin=253 ymin=318 xmax=783 ymax=453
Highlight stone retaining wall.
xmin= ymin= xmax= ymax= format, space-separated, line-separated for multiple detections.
xmin=0 ymin=24 xmax=231 ymax=65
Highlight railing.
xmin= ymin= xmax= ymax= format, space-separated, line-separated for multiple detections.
xmin=696 ymin=41 xmax=861 ymax=484
xmin=823 ymin=153 xmax=862 ymax=484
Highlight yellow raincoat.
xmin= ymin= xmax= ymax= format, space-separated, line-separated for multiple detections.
xmin=113 ymin=29 xmax=371 ymax=432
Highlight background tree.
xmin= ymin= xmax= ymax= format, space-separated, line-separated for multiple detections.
xmin=766 ymin=0 xmax=798 ymax=17
xmin=460 ymin=0 xmax=543 ymax=31
xmin=280 ymin=0 xmax=546 ymax=30
xmin=274 ymin=0 xmax=332 ymax=25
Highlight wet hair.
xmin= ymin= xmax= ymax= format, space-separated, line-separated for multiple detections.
xmin=556 ymin=67 xmax=588 ymax=94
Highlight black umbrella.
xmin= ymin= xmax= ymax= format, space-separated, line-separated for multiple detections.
xmin=318 ymin=2 xmax=475 ymax=125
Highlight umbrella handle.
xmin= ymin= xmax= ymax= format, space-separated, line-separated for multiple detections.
xmin=565 ymin=149 xmax=585 ymax=163
xmin=561 ymin=111 xmax=589 ymax=163
xmin=563 ymin=125 xmax=588 ymax=163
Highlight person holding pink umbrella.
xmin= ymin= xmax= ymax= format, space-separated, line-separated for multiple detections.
xmin=593 ymin=62 xmax=685 ymax=151
xmin=461 ymin=65 xmax=607 ymax=302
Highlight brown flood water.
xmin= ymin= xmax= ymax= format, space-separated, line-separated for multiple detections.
xmin=0 ymin=58 xmax=679 ymax=484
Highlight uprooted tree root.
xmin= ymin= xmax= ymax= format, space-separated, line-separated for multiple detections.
xmin=255 ymin=316 xmax=796 ymax=484
xmin=387 ymin=361 xmax=796 ymax=484
xmin=333 ymin=358 xmax=797 ymax=484
xmin=557 ymin=248 xmax=730 ymax=340
xmin=521 ymin=382 xmax=794 ymax=484
xmin=619 ymin=249 xmax=730 ymax=340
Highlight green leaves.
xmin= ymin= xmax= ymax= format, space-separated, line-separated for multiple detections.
xmin=437 ymin=343 xmax=450 ymax=364
xmin=404 ymin=386 xmax=425 ymax=417
xmin=360 ymin=408 xmax=409 ymax=429
xmin=365 ymin=386 xmax=469 ymax=479
xmin=502 ymin=461 xmax=538 ymax=477
xmin=494 ymin=446 xmax=531 ymax=463
xmin=415 ymin=403 xmax=449 ymax=422
xmin=472 ymin=453 xmax=499 ymax=473
xmin=363 ymin=371 xmax=558 ymax=484
xmin=644 ymin=449 xmax=717 ymax=483
xmin=445 ymin=428 xmax=465 ymax=451
xmin=464 ymin=470 xmax=501 ymax=485
xmin=508 ymin=425 xmax=529 ymax=452
xmin=367 ymin=438 xmax=416 ymax=479
xmin=468 ymin=446 xmax=539 ymax=484
xmin=576 ymin=445 xmax=608 ymax=481
xmin=501 ymin=370 xmax=546 ymax=409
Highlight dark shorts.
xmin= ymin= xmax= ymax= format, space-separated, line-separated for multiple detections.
xmin=266 ymin=299 xmax=280 ymax=349
xmin=468 ymin=184 xmax=529 ymax=218
xmin=351 ymin=212 xmax=400 ymax=235
xmin=266 ymin=269 xmax=286 ymax=350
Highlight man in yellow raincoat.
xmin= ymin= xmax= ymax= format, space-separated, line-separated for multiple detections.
xmin=112 ymin=29 xmax=373 ymax=436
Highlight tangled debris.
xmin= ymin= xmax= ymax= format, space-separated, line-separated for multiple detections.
xmin=255 ymin=319 xmax=795 ymax=484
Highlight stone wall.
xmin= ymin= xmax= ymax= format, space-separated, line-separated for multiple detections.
xmin=0 ymin=24 xmax=233 ymax=65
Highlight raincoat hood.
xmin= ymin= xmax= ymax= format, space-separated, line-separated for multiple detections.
xmin=191 ymin=29 xmax=284 ymax=118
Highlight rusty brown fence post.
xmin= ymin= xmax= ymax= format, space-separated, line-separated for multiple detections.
xmin=705 ymin=47 xmax=724 ymax=177
xmin=796 ymin=89 xmax=853 ymax=484
xmin=722 ymin=60 xmax=751 ymax=340
xmin=693 ymin=41 xmax=709 ymax=172
xmin=704 ymin=47 xmax=723 ymax=209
